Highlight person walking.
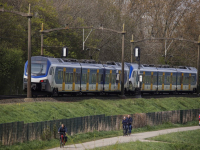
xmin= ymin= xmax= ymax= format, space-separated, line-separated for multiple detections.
xmin=127 ymin=115 xmax=133 ymax=136
xmin=122 ymin=116 xmax=128 ymax=136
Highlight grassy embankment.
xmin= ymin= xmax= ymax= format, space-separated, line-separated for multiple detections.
xmin=94 ymin=127 xmax=200 ymax=150
xmin=0 ymin=97 xmax=200 ymax=123
xmin=0 ymin=121 xmax=198 ymax=150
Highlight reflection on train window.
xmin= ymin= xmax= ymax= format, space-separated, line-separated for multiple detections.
xmin=99 ymin=74 xmax=103 ymax=84
xmin=76 ymin=73 xmax=81 ymax=84
xmin=145 ymin=75 xmax=151 ymax=85
xmin=153 ymin=76 xmax=157 ymax=84
xmin=91 ymin=74 xmax=96 ymax=84
xmin=177 ymin=75 xmax=181 ymax=85
xmin=172 ymin=75 xmax=176 ymax=85
xmin=158 ymin=75 xmax=163 ymax=85
xmin=65 ymin=73 xmax=73 ymax=84
xmin=191 ymin=74 xmax=196 ymax=85
xmin=112 ymin=74 xmax=116 ymax=84
xmin=58 ymin=71 xmax=63 ymax=80
xmin=183 ymin=75 xmax=189 ymax=85
xmin=105 ymin=74 xmax=110 ymax=84
xmin=165 ymin=75 xmax=170 ymax=85
xmin=81 ymin=74 xmax=87 ymax=84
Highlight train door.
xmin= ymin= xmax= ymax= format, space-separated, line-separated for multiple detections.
xmin=182 ymin=73 xmax=190 ymax=91
xmin=81 ymin=69 xmax=87 ymax=91
xmin=110 ymin=70 xmax=117 ymax=91
xmin=171 ymin=72 xmax=177 ymax=91
xmin=176 ymin=72 xmax=181 ymax=91
xmin=89 ymin=69 xmax=97 ymax=91
xmin=55 ymin=67 xmax=64 ymax=92
xmin=190 ymin=73 xmax=197 ymax=92
xmin=65 ymin=68 xmax=73 ymax=91
xmin=104 ymin=69 xmax=111 ymax=91
xmin=164 ymin=72 xmax=170 ymax=91
xmin=74 ymin=68 xmax=81 ymax=91
xmin=151 ymin=72 xmax=157 ymax=91
xmin=98 ymin=69 xmax=104 ymax=91
xmin=157 ymin=72 xmax=164 ymax=91
xmin=141 ymin=71 xmax=151 ymax=91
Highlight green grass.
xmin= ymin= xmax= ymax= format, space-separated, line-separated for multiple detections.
xmin=149 ymin=129 xmax=200 ymax=149
xmin=0 ymin=121 xmax=198 ymax=150
xmin=93 ymin=124 xmax=200 ymax=150
xmin=0 ymin=97 xmax=200 ymax=123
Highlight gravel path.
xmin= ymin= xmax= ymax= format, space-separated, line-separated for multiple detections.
xmin=48 ymin=126 xmax=200 ymax=150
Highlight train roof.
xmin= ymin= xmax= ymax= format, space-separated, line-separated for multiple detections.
xmin=80 ymin=63 xmax=104 ymax=69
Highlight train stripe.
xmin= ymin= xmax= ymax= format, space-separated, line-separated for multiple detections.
xmin=86 ymin=69 xmax=90 ymax=91
xmin=72 ymin=68 xmax=76 ymax=91
xmin=189 ymin=73 xmax=191 ymax=90
xmin=62 ymin=68 xmax=66 ymax=91
xmin=96 ymin=69 xmax=99 ymax=91
xmin=181 ymin=73 xmax=184 ymax=90
xmin=162 ymin=72 xmax=165 ymax=90
xmin=109 ymin=70 xmax=112 ymax=91
xmin=170 ymin=73 xmax=173 ymax=90
xmin=151 ymin=72 xmax=153 ymax=90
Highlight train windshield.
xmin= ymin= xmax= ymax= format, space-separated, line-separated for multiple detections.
xmin=27 ymin=61 xmax=47 ymax=76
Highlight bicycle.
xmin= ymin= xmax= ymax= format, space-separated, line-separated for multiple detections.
xmin=59 ymin=133 xmax=66 ymax=148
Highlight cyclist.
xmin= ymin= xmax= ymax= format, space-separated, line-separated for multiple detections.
xmin=58 ymin=124 xmax=67 ymax=144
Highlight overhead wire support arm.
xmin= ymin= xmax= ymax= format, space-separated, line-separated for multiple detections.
xmin=83 ymin=28 xmax=93 ymax=50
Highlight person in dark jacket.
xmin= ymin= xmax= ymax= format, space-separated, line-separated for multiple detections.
xmin=58 ymin=124 xmax=67 ymax=144
xmin=122 ymin=116 xmax=128 ymax=136
xmin=127 ymin=115 xmax=133 ymax=135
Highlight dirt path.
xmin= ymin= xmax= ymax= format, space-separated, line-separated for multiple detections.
xmin=48 ymin=126 xmax=200 ymax=150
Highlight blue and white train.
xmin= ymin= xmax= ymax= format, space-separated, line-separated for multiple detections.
xmin=23 ymin=56 xmax=129 ymax=96
xmin=23 ymin=56 xmax=198 ymax=96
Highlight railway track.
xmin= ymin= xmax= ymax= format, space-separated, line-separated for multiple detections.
xmin=0 ymin=93 xmax=199 ymax=104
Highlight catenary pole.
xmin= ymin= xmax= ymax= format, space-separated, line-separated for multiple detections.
xmin=27 ymin=4 xmax=32 ymax=98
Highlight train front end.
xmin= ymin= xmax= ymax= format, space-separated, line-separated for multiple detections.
xmin=23 ymin=56 xmax=51 ymax=94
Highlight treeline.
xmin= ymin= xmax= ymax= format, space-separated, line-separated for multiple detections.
xmin=0 ymin=0 xmax=199 ymax=94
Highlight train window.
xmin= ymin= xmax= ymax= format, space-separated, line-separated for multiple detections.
xmin=145 ymin=75 xmax=151 ymax=85
xmin=66 ymin=73 xmax=73 ymax=84
xmin=172 ymin=75 xmax=176 ymax=85
xmin=65 ymin=73 xmax=68 ymax=83
xmin=191 ymin=74 xmax=196 ymax=85
xmin=99 ymin=74 xmax=103 ymax=84
xmin=158 ymin=75 xmax=162 ymax=85
xmin=112 ymin=74 xmax=116 ymax=84
xmin=65 ymin=73 xmax=73 ymax=84
xmin=76 ymin=73 xmax=81 ymax=84
xmin=183 ymin=75 xmax=189 ymax=85
xmin=164 ymin=75 xmax=170 ymax=85
xmin=177 ymin=75 xmax=181 ymax=85
xmin=81 ymin=74 xmax=87 ymax=84
xmin=58 ymin=71 xmax=63 ymax=80
xmin=105 ymin=74 xmax=110 ymax=84
xmin=91 ymin=74 xmax=96 ymax=84
xmin=153 ymin=76 xmax=157 ymax=84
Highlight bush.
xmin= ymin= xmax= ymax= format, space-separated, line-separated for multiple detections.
xmin=41 ymin=126 xmax=51 ymax=141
